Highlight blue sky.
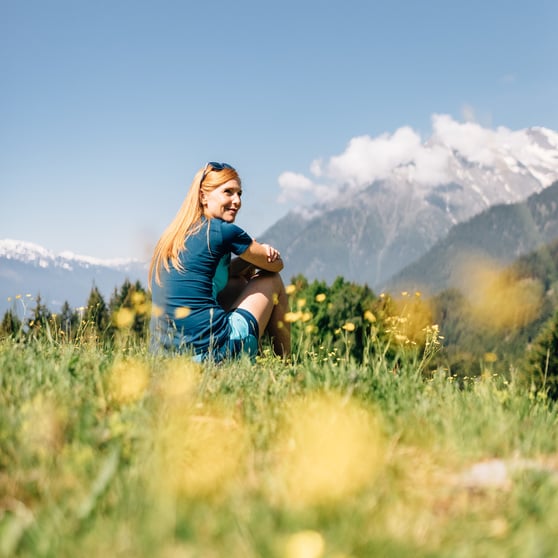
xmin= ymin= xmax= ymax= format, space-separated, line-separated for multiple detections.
xmin=1 ymin=0 xmax=557 ymax=260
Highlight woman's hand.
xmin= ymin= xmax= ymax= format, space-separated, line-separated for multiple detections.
xmin=240 ymin=240 xmax=284 ymax=273
xmin=261 ymin=243 xmax=281 ymax=263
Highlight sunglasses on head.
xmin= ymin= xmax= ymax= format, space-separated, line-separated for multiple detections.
xmin=200 ymin=162 xmax=235 ymax=188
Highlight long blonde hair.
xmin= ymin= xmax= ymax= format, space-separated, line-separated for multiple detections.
xmin=149 ymin=163 xmax=241 ymax=287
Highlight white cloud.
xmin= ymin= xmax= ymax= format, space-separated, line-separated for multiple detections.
xmin=277 ymin=113 xmax=558 ymax=205
xmin=277 ymin=171 xmax=333 ymax=203
xmin=326 ymin=126 xmax=422 ymax=188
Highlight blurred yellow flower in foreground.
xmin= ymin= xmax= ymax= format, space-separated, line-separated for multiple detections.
xmin=151 ymin=403 xmax=247 ymax=499
xmin=269 ymin=393 xmax=384 ymax=507
xmin=484 ymin=352 xmax=498 ymax=363
xmin=151 ymin=303 xmax=164 ymax=318
xmin=113 ymin=307 xmax=135 ymax=329
xmin=342 ymin=322 xmax=356 ymax=332
xmin=20 ymin=395 xmax=67 ymax=458
xmin=284 ymin=311 xmax=302 ymax=323
xmin=364 ymin=310 xmax=376 ymax=323
xmin=174 ymin=306 xmax=191 ymax=319
xmin=285 ymin=530 xmax=325 ymax=558
xmin=315 ymin=293 xmax=326 ymax=303
xmin=109 ymin=358 xmax=149 ymax=405
xmin=155 ymin=357 xmax=201 ymax=401
xmin=286 ymin=284 xmax=297 ymax=295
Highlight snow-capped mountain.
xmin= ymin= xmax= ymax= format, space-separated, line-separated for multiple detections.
xmin=0 ymin=240 xmax=148 ymax=317
xmin=0 ymin=239 xmax=144 ymax=272
xmin=262 ymin=123 xmax=558 ymax=288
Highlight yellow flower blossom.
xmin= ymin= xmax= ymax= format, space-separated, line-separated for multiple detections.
xmin=131 ymin=291 xmax=146 ymax=306
xmin=285 ymin=530 xmax=325 ymax=558
xmin=151 ymin=303 xmax=164 ymax=318
xmin=109 ymin=358 xmax=149 ymax=405
xmin=285 ymin=284 xmax=296 ymax=295
xmin=342 ymin=322 xmax=356 ymax=332
xmin=284 ymin=311 xmax=302 ymax=323
xmin=364 ymin=310 xmax=376 ymax=323
xmin=174 ymin=306 xmax=190 ymax=319
xmin=315 ymin=293 xmax=326 ymax=303
xmin=296 ymin=298 xmax=306 ymax=309
xmin=484 ymin=352 xmax=498 ymax=363
xmin=114 ymin=307 xmax=135 ymax=329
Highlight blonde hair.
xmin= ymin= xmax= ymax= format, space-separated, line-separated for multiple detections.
xmin=149 ymin=164 xmax=241 ymax=287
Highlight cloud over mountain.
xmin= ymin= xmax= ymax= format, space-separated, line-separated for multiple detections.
xmin=278 ymin=114 xmax=558 ymax=204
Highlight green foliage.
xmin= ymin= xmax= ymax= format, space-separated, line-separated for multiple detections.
xmin=286 ymin=274 xmax=385 ymax=362
xmin=0 ymin=308 xmax=21 ymax=338
xmin=56 ymin=301 xmax=80 ymax=341
xmin=1 ymin=334 xmax=557 ymax=557
xmin=26 ymin=294 xmax=53 ymax=341
xmin=431 ymin=238 xmax=558 ymax=378
xmin=525 ymin=310 xmax=558 ymax=399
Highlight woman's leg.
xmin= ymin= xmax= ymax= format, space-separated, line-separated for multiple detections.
xmin=231 ymin=272 xmax=291 ymax=358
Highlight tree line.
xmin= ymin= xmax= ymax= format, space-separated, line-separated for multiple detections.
xmin=0 ymin=279 xmax=149 ymax=346
xmin=1 ymin=273 xmax=558 ymax=398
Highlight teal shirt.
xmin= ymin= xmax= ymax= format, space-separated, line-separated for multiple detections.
xmin=150 ymin=218 xmax=252 ymax=356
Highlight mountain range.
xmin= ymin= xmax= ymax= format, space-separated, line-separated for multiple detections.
xmin=386 ymin=181 xmax=558 ymax=296
xmin=260 ymin=126 xmax=558 ymax=288
xmin=0 ymin=239 xmax=147 ymax=317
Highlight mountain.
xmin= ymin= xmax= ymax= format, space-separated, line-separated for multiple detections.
xmin=0 ymin=240 xmax=148 ymax=317
xmin=385 ymin=181 xmax=558 ymax=295
xmin=261 ymin=126 xmax=558 ymax=288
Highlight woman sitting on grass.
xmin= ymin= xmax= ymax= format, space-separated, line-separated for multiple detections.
xmin=148 ymin=162 xmax=290 ymax=362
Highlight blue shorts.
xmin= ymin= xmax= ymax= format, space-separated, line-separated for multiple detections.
xmin=223 ymin=308 xmax=259 ymax=360
xmin=193 ymin=308 xmax=259 ymax=363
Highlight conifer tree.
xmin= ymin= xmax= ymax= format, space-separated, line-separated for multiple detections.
xmin=27 ymin=294 xmax=52 ymax=339
xmin=85 ymin=285 xmax=110 ymax=339
xmin=58 ymin=301 xmax=79 ymax=340
xmin=0 ymin=309 xmax=22 ymax=338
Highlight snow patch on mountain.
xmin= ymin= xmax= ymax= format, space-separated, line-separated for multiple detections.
xmin=0 ymin=239 xmax=146 ymax=271
xmin=278 ymin=117 xmax=558 ymax=224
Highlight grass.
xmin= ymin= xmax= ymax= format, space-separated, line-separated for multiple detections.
xmin=1 ymin=334 xmax=558 ymax=558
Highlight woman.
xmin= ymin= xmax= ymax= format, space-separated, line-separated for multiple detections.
xmin=149 ymin=162 xmax=290 ymax=362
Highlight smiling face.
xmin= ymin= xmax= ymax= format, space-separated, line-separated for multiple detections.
xmin=201 ymin=179 xmax=242 ymax=222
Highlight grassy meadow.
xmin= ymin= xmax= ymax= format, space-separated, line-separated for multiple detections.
xmin=1 ymin=292 xmax=558 ymax=557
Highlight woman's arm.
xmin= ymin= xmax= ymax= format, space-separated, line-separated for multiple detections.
xmin=229 ymin=256 xmax=256 ymax=278
xmin=239 ymin=240 xmax=284 ymax=273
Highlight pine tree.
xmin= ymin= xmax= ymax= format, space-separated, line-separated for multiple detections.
xmin=109 ymin=279 xmax=149 ymax=340
xmin=27 ymin=294 xmax=52 ymax=339
xmin=85 ymin=285 xmax=111 ymax=340
xmin=0 ymin=309 xmax=22 ymax=338
xmin=58 ymin=301 xmax=79 ymax=340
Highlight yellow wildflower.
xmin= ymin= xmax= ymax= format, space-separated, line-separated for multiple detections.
xmin=364 ymin=310 xmax=376 ymax=323
xmin=284 ymin=311 xmax=302 ymax=323
xmin=285 ymin=530 xmax=325 ymax=558
xmin=114 ymin=307 xmax=135 ymax=329
xmin=484 ymin=352 xmax=498 ymax=363
xmin=174 ymin=306 xmax=190 ymax=319
xmin=315 ymin=293 xmax=326 ymax=303
xmin=285 ymin=284 xmax=296 ymax=295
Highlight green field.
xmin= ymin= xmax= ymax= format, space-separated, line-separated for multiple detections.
xmin=1 ymin=329 xmax=558 ymax=558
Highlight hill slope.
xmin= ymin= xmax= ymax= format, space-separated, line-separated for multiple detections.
xmin=386 ymin=181 xmax=558 ymax=295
